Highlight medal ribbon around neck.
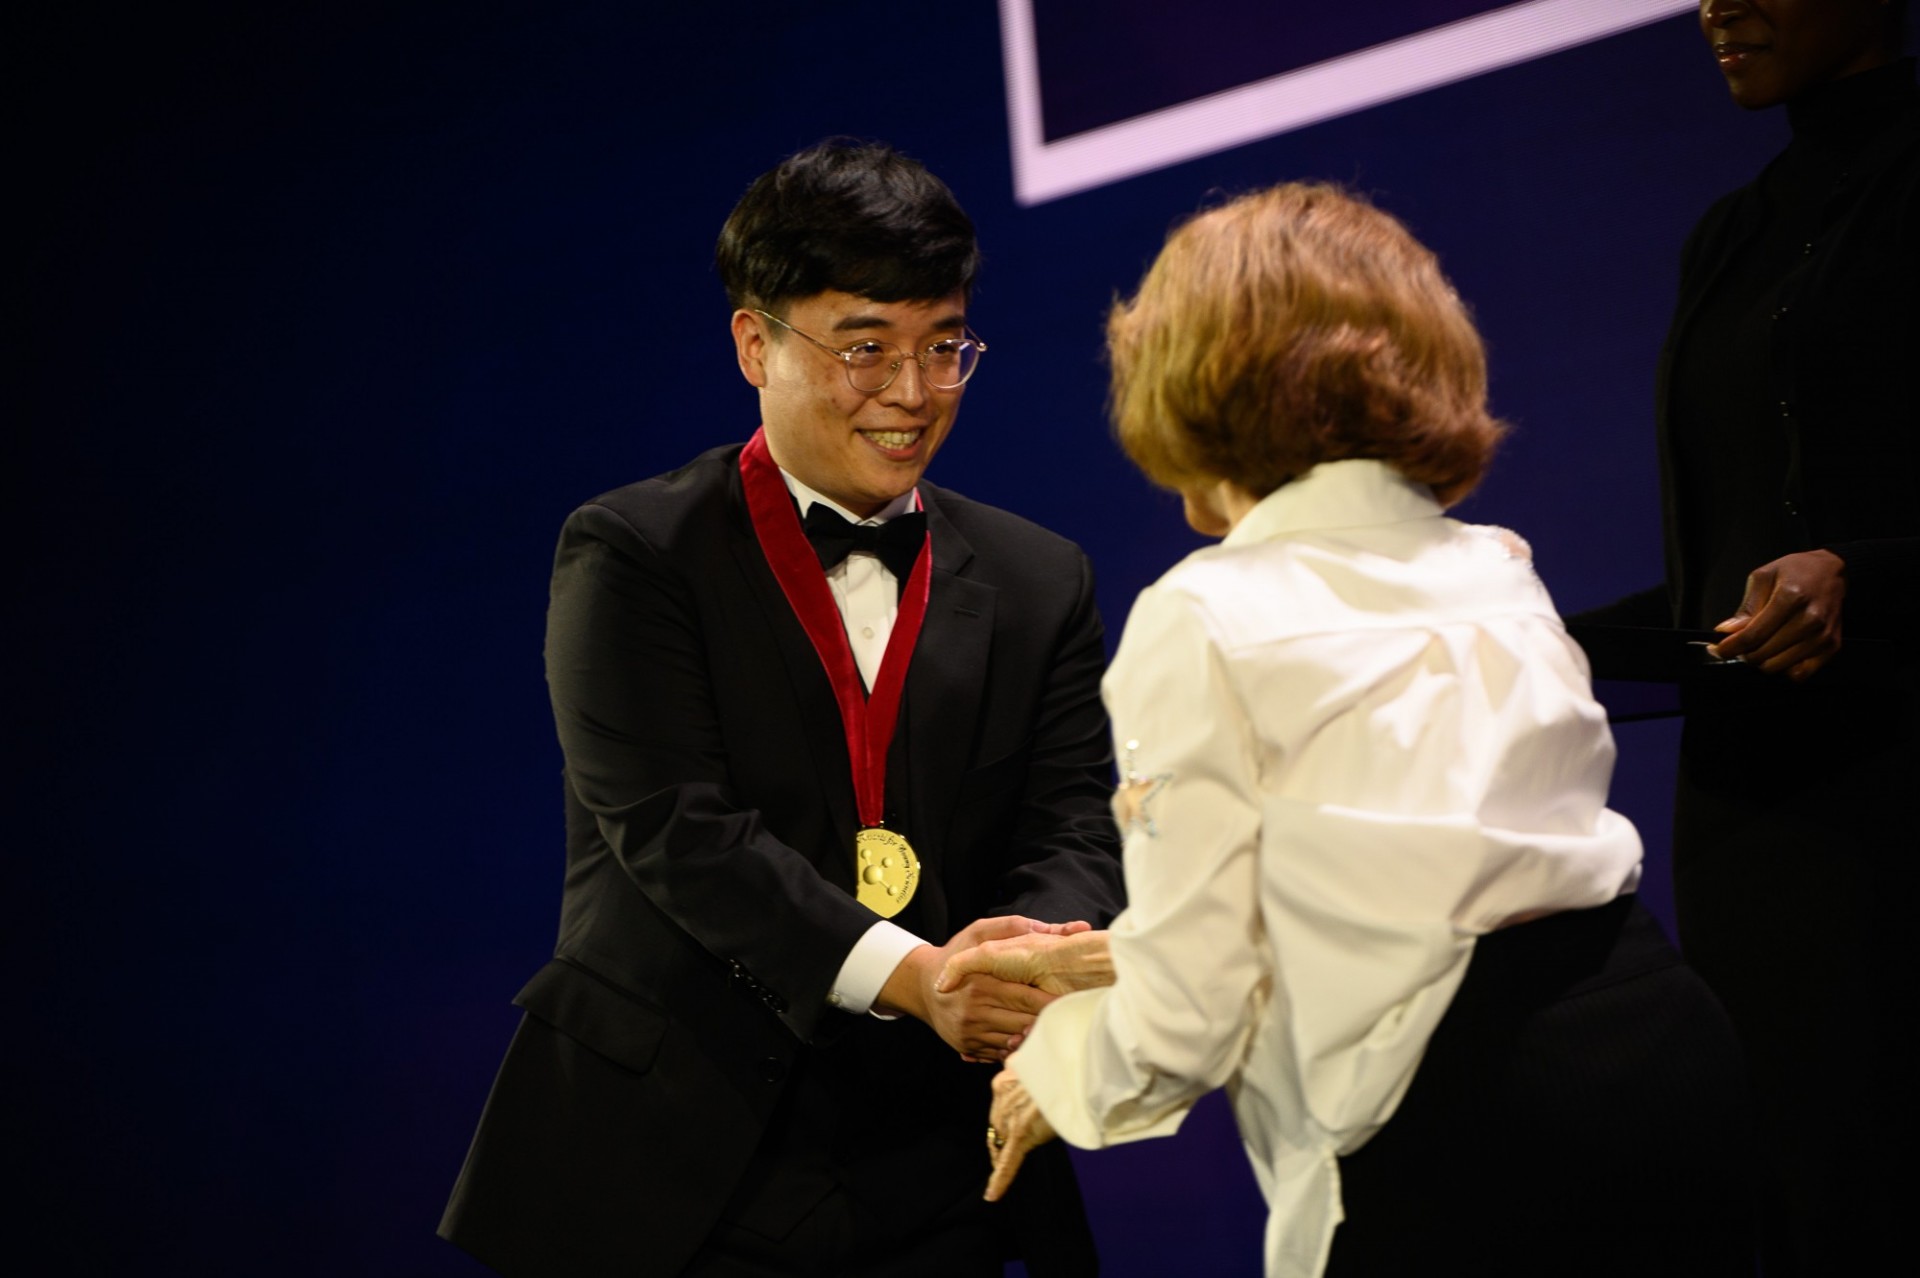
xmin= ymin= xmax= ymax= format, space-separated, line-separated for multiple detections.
xmin=739 ymin=428 xmax=929 ymax=916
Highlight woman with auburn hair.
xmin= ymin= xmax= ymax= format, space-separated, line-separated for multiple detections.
xmin=940 ymin=184 xmax=1754 ymax=1276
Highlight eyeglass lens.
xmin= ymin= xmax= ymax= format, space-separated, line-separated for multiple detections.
xmin=842 ymin=339 xmax=980 ymax=392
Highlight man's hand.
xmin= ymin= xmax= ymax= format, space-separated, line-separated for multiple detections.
xmin=984 ymin=1063 xmax=1057 ymax=1202
xmin=878 ymin=916 xmax=1091 ymax=1063
xmin=1707 ymin=549 xmax=1846 ymax=681
xmin=935 ymin=929 xmax=1115 ymax=998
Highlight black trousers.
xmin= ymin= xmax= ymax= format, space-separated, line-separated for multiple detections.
xmin=683 ymin=1036 xmax=1095 ymax=1278
xmin=684 ymin=1181 xmax=1004 ymax=1278
xmin=1325 ymin=897 xmax=1757 ymax=1277
xmin=1673 ymin=677 xmax=1919 ymax=1278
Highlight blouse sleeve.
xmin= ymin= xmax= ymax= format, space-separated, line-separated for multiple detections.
xmin=1012 ymin=585 xmax=1267 ymax=1149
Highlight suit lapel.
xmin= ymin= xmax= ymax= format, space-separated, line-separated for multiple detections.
xmin=722 ymin=462 xmax=862 ymax=884
xmin=1668 ymin=194 xmax=1764 ymax=362
xmin=721 ymin=464 xmax=998 ymax=918
xmin=900 ymin=489 xmax=997 ymax=941
xmin=1655 ymin=188 xmax=1766 ymax=621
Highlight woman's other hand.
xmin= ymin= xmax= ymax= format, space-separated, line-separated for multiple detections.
xmin=1707 ymin=549 xmax=1846 ymax=680
xmin=935 ymin=929 xmax=1115 ymax=999
xmin=984 ymin=1064 xmax=1057 ymax=1202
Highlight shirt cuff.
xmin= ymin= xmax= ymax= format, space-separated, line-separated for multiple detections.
xmin=1010 ymin=987 xmax=1118 ymax=1149
xmin=828 ymin=919 xmax=928 ymax=1018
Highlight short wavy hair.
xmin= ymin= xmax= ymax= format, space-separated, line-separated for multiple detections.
xmin=1108 ymin=183 xmax=1504 ymax=506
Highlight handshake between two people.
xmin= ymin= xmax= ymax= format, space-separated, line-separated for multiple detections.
xmin=876 ymin=919 xmax=1117 ymax=1063
xmin=878 ymin=922 xmax=1120 ymax=1202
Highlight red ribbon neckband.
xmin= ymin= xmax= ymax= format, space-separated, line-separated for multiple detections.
xmin=739 ymin=428 xmax=932 ymax=830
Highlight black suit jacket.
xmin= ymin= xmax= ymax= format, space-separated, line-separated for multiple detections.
xmin=1575 ymin=69 xmax=1919 ymax=660
xmin=441 ymin=444 xmax=1125 ymax=1277
xmin=1651 ymin=68 xmax=1920 ymax=638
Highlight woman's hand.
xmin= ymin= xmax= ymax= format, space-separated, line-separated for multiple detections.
xmin=880 ymin=916 xmax=1095 ymax=1064
xmin=1707 ymin=549 xmax=1846 ymax=681
xmin=984 ymin=1064 xmax=1057 ymax=1202
xmin=935 ymin=929 xmax=1115 ymax=999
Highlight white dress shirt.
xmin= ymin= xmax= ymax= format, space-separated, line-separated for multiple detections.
xmin=1010 ymin=460 xmax=1643 ymax=1277
xmin=777 ymin=470 xmax=929 ymax=1015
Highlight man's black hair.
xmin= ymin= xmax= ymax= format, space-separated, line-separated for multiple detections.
xmin=715 ymin=139 xmax=980 ymax=312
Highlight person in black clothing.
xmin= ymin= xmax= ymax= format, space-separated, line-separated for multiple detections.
xmin=439 ymin=141 xmax=1125 ymax=1278
xmin=1601 ymin=3 xmax=1918 ymax=1272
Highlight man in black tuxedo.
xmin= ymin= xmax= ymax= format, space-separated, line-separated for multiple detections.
xmin=440 ymin=141 xmax=1125 ymax=1277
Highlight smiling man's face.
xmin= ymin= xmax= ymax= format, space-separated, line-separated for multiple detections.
xmin=734 ymin=290 xmax=969 ymax=517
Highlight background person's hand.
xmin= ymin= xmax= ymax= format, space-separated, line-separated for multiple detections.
xmin=1707 ymin=549 xmax=1846 ymax=680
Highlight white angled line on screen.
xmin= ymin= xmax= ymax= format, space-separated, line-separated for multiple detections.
xmin=999 ymin=0 xmax=1695 ymax=205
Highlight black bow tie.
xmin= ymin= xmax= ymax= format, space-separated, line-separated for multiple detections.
xmin=801 ymin=503 xmax=927 ymax=582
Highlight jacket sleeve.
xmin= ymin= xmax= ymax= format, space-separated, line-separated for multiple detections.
xmin=1824 ymin=535 xmax=1920 ymax=635
xmin=984 ymin=549 xmax=1128 ymax=930
xmin=1809 ymin=154 xmax=1920 ymax=639
xmin=1564 ymin=585 xmax=1672 ymax=632
xmin=545 ymin=500 xmax=876 ymax=1042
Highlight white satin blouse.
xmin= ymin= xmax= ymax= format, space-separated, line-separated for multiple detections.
xmin=1011 ymin=459 xmax=1643 ymax=1277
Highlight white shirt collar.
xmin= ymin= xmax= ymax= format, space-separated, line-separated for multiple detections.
xmin=1222 ymin=459 xmax=1442 ymax=548
xmin=778 ymin=467 xmax=920 ymax=527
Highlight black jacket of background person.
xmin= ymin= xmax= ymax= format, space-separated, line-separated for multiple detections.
xmin=441 ymin=443 xmax=1126 ymax=1277
xmin=1596 ymin=60 xmax=1919 ymax=644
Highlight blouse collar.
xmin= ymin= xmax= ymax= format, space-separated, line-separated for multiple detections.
xmin=1221 ymin=459 xmax=1442 ymax=548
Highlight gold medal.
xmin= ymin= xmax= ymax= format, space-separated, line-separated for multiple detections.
xmin=854 ymin=827 xmax=919 ymax=917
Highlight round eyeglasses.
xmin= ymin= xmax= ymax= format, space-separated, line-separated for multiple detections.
xmin=755 ymin=309 xmax=987 ymax=393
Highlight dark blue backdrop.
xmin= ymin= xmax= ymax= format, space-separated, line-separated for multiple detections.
xmin=15 ymin=3 xmax=1784 ymax=1274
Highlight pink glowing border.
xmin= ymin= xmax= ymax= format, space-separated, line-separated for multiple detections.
xmin=1000 ymin=0 xmax=1693 ymax=205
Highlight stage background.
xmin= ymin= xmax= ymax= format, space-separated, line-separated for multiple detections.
xmin=14 ymin=3 xmax=1784 ymax=1273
